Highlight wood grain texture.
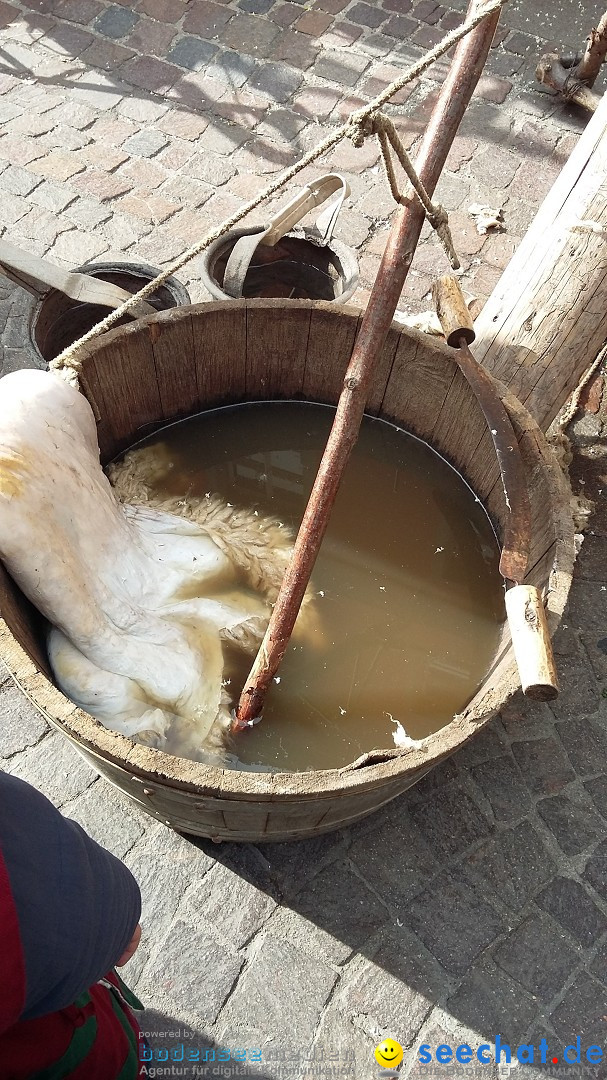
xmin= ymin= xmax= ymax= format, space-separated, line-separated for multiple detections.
xmin=475 ymin=91 xmax=607 ymax=432
xmin=366 ymin=323 xmax=402 ymax=416
xmin=74 ymin=342 xmax=116 ymax=461
xmin=148 ymin=307 xmax=198 ymax=422
xmin=380 ymin=329 xmax=456 ymax=441
xmin=192 ymin=300 xmax=246 ymax=407
xmin=0 ymin=564 xmax=51 ymax=679
xmin=431 ymin=366 xmax=489 ymax=483
xmin=302 ymin=302 xmax=360 ymax=404
xmin=245 ymin=299 xmax=311 ymax=399
xmin=87 ymin=319 xmax=162 ymax=450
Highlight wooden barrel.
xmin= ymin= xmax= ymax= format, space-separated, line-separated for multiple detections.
xmin=0 ymin=300 xmax=575 ymax=842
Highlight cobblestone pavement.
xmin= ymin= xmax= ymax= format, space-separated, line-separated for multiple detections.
xmin=1 ymin=0 xmax=607 ymax=1076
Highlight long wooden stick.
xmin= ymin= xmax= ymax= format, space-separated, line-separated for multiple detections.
xmin=233 ymin=0 xmax=504 ymax=730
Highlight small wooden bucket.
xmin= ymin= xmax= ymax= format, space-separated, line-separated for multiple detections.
xmin=0 ymin=301 xmax=575 ymax=842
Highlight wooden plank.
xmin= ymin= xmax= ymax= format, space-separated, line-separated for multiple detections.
xmin=0 ymin=570 xmax=51 ymax=678
xmin=366 ymin=322 xmax=402 ymax=416
xmin=485 ymin=475 xmax=508 ymax=548
xmin=74 ymin=340 xmax=116 ymax=462
xmin=191 ymin=300 xmax=246 ymax=408
xmin=245 ymin=299 xmax=311 ymax=399
xmin=475 ymin=91 xmax=607 ymax=431
xmin=431 ymin=366 xmax=488 ymax=478
xmin=462 ymin=426 xmax=501 ymax=503
xmin=88 ymin=319 xmax=162 ymax=450
xmin=302 ymin=303 xmax=360 ymax=404
xmin=148 ymin=307 xmax=199 ymax=422
xmin=380 ymin=330 xmax=457 ymax=442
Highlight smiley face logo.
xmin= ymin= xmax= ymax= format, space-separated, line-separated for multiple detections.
xmin=375 ymin=1039 xmax=403 ymax=1069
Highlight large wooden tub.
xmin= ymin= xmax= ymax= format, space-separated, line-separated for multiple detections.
xmin=0 ymin=300 xmax=575 ymax=842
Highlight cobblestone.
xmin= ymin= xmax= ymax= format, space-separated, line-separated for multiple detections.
xmin=71 ymin=168 xmax=134 ymax=200
xmin=7 ymin=731 xmax=97 ymax=806
xmin=0 ymin=682 xmax=49 ymax=757
xmin=217 ymin=933 xmax=336 ymax=1048
xmin=407 ymin=871 xmax=506 ymax=976
xmin=47 ymin=226 xmax=109 ymax=263
xmin=409 ymin=781 xmax=492 ymax=860
xmin=537 ymin=876 xmax=606 ymax=947
xmin=445 ymin=960 xmax=538 ymax=1043
xmin=463 ymin=822 xmax=557 ymax=913
xmin=178 ymin=860 xmax=277 ymax=950
xmin=493 ymin=912 xmax=579 ymax=1003
xmin=81 ymin=38 xmax=134 ymax=71
xmin=167 ymin=34 xmax=219 ymax=71
xmin=2 ymin=164 xmax=42 ymax=197
xmin=583 ymin=838 xmax=607 ymax=901
xmin=288 ymin=858 xmax=389 ymax=963
xmin=585 ymin=774 xmax=607 ymax=819
xmin=470 ymin=756 xmax=532 ymax=824
xmin=313 ymin=47 xmax=370 ymax=85
xmin=141 ymin=918 xmax=244 ymax=1023
xmin=336 ymin=925 xmax=442 ymax=1038
xmin=247 ymin=59 xmax=302 ymax=101
xmin=121 ymin=129 xmax=168 ymax=157
xmin=125 ymin=17 xmax=176 ymax=58
xmin=222 ymin=11 xmax=279 ymax=55
xmin=205 ymin=47 xmax=256 ymax=88
xmin=270 ymin=28 xmax=319 ymax=69
xmin=94 ymin=3 xmax=138 ymax=38
xmin=120 ymin=55 xmax=181 ymax=93
xmin=511 ymin=736 xmax=576 ymax=796
xmin=182 ymin=0 xmax=234 ymax=39
xmin=350 ymin=809 xmax=439 ymax=907
xmin=64 ymin=194 xmax=112 ymax=228
xmin=551 ymin=973 xmax=607 ymax=1046
xmin=62 ymin=778 xmax=146 ymax=858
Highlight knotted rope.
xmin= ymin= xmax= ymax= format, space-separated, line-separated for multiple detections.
xmin=349 ymin=111 xmax=460 ymax=268
xmin=50 ymin=0 xmax=507 ymax=385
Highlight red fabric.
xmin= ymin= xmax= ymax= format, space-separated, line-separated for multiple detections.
xmin=0 ymin=981 xmax=144 ymax=1080
xmin=0 ymin=849 xmax=26 ymax=1035
xmin=0 ymin=1006 xmax=86 ymax=1077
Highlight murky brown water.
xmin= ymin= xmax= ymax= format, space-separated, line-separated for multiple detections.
xmin=132 ymin=401 xmax=504 ymax=771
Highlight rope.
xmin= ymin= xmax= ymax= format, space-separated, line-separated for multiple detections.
xmin=362 ymin=112 xmax=460 ymax=269
xmin=562 ymin=69 xmax=590 ymax=102
xmin=50 ymin=0 xmax=507 ymax=383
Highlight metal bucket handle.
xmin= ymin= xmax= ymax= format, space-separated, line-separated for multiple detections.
xmin=262 ymin=173 xmax=350 ymax=247
xmin=223 ymin=174 xmax=350 ymax=299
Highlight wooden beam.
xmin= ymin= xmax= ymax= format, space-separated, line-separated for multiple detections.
xmin=474 ymin=91 xmax=607 ymax=432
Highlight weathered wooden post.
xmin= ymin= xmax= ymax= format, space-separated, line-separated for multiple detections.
xmin=474 ymin=91 xmax=607 ymax=431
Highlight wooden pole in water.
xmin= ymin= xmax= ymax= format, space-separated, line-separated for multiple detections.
xmin=233 ymin=0 xmax=505 ymax=730
xmin=473 ymin=89 xmax=607 ymax=432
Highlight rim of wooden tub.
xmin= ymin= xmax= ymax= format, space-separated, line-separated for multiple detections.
xmin=0 ymin=299 xmax=575 ymax=802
